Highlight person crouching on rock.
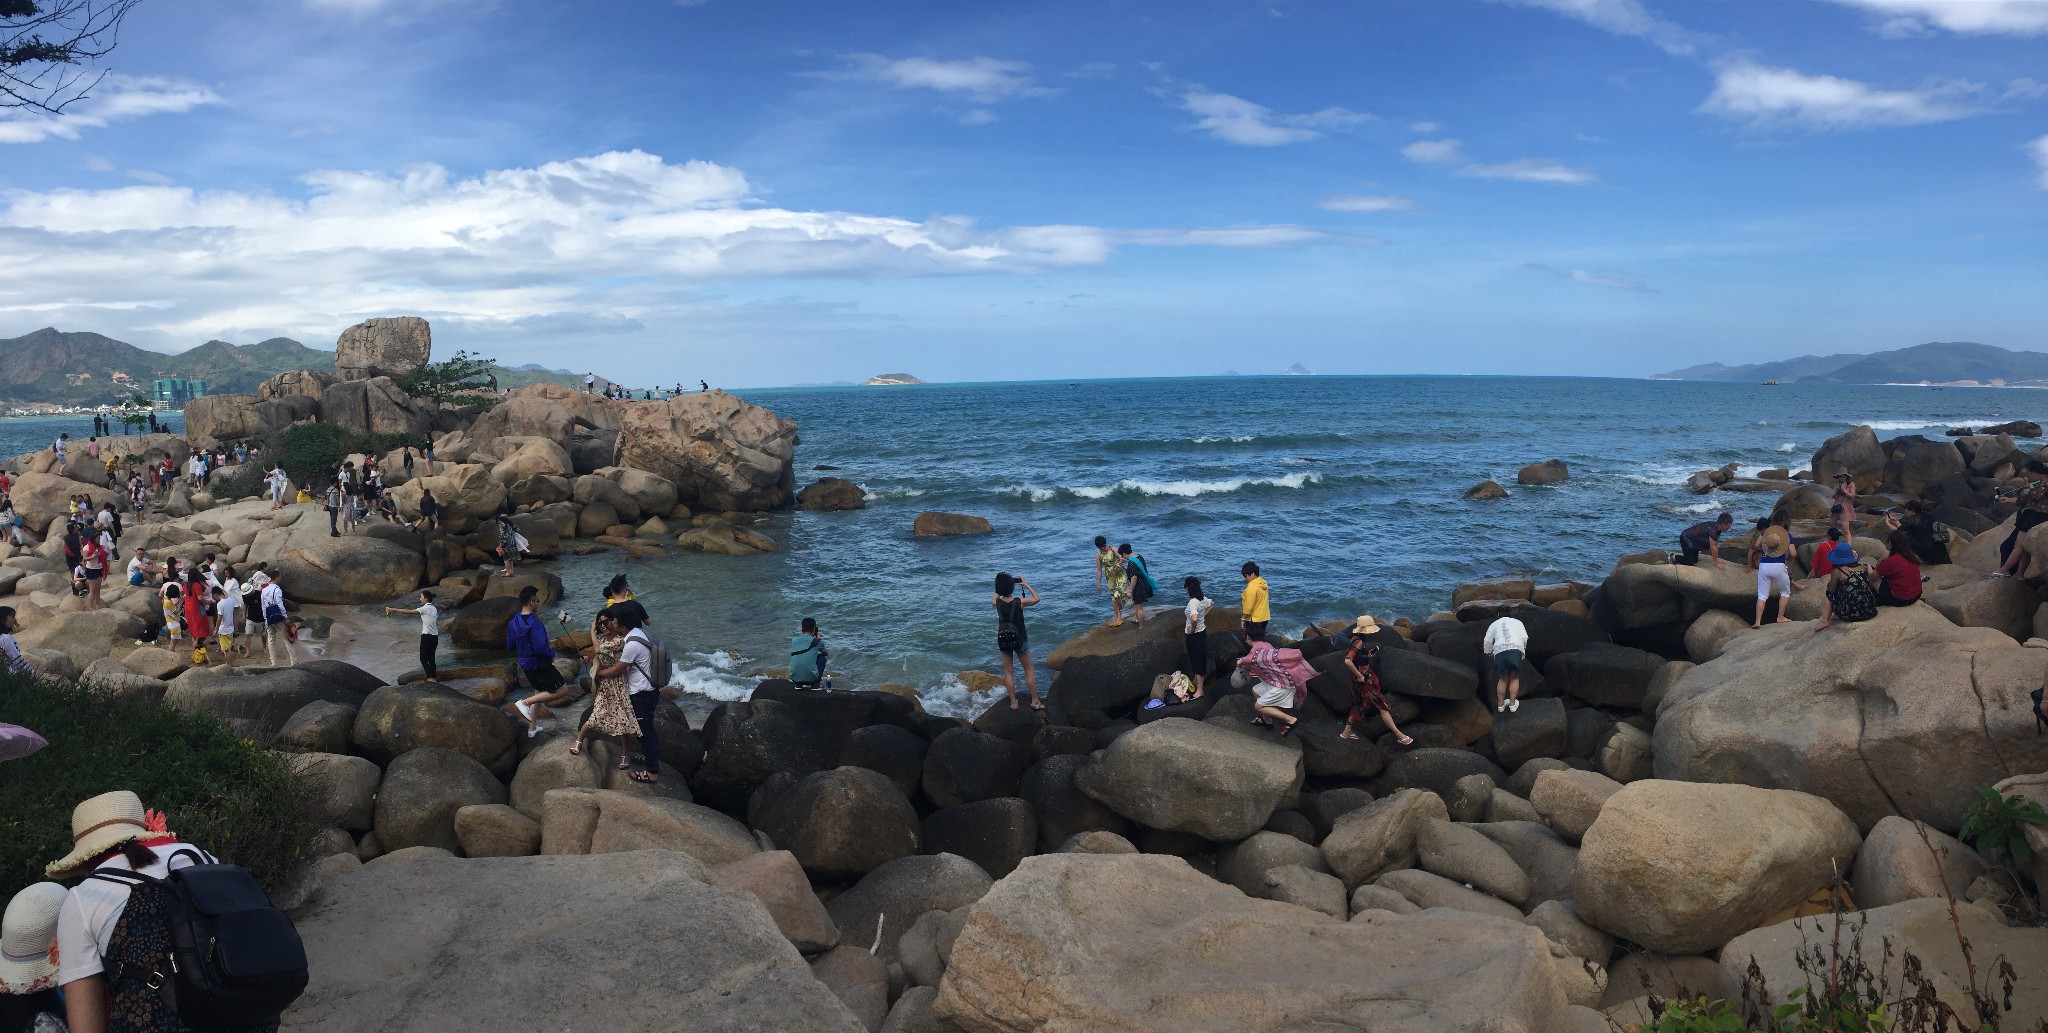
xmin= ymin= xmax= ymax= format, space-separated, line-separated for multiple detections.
xmin=1235 ymin=637 xmax=1312 ymax=736
xmin=1675 ymin=512 xmax=1733 ymax=570
xmin=507 ymin=585 xmax=570 ymax=737
xmin=1482 ymin=614 xmax=1527 ymax=713
xmin=1814 ymin=544 xmax=1878 ymax=632
xmin=1991 ymin=459 xmax=2048 ymax=580
xmin=788 ymin=617 xmax=827 ymax=690
xmin=1753 ymin=513 xmax=1795 ymax=628
xmin=1341 ymin=617 xmax=1412 ymax=745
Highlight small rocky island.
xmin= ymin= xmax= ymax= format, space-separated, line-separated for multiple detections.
xmin=861 ymin=373 xmax=926 ymax=386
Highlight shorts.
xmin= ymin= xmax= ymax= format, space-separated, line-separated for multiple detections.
xmin=1254 ymin=680 xmax=1293 ymax=709
xmin=1244 ymin=620 xmax=1268 ymax=641
xmin=523 ymin=661 xmax=565 ymax=695
xmin=218 ymin=632 xmax=235 ymax=651
xmin=83 ymin=567 xmax=103 ymax=581
xmin=129 ymin=573 xmax=145 ymax=586
xmin=1000 ymin=636 xmax=1029 ymax=656
xmin=1757 ymin=562 xmax=1792 ymax=599
xmin=1493 ymin=649 xmax=1523 ymax=675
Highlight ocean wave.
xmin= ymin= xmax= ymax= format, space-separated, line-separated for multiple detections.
xmin=1778 ymin=442 xmax=1797 ymax=453
xmin=917 ymin=673 xmax=1008 ymax=720
xmin=867 ymin=485 xmax=927 ymax=499
xmin=1657 ymin=501 xmax=1724 ymax=515
xmin=667 ymin=649 xmax=756 ymax=703
xmin=1800 ymin=417 xmax=2008 ymax=432
xmin=1099 ymin=431 xmax=1355 ymax=453
xmin=1002 ymin=472 xmax=1325 ymax=501
xmin=1191 ymin=435 xmax=1257 ymax=444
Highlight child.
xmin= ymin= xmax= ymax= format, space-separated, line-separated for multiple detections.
xmin=159 ymin=581 xmax=183 ymax=650
xmin=211 ymin=586 xmax=238 ymax=667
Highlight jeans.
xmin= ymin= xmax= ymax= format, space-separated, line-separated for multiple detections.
xmin=419 ymin=633 xmax=438 ymax=679
xmin=630 ymin=691 xmax=661 ymax=773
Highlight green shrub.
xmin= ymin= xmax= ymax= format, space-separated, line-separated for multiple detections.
xmin=1959 ymin=785 xmax=2048 ymax=867
xmin=0 ymin=671 xmax=318 ymax=896
xmin=274 ymin=422 xmax=427 ymax=489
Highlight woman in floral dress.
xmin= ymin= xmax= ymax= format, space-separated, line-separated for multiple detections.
xmin=569 ymin=609 xmax=641 ymax=770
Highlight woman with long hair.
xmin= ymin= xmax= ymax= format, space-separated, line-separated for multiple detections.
xmin=1182 ymin=576 xmax=1211 ymax=697
xmin=1873 ymin=531 xmax=1925 ymax=607
xmin=992 ymin=572 xmax=1042 ymax=711
xmin=571 ymin=607 xmax=642 ymax=770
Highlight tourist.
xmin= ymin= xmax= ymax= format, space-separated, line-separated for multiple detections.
xmin=1992 ymin=459 xmax=2048 ymax=579
xmin=209 ymin=586 xmax=237 ymax=667
xmin=126 ymin=548 xmax=156 ymax=586
xmin=1119 ymin=543 xmax=1157 ymax=626
xmin=47 ymin=791 xmax=233 ymax=1033
xmin=1093 ymin=536 xmax=1124 ymax=626
xmin=219 ymin=569 xmax=247 ymax=658
xmin=1873 ymin=531 xmax=1925 ymax=608
xmin=181 ymin=570 xmax=213 ymax=659
xmin=585 ymin=372 xmax=596 ymax=394
xmin=267 ymin=465 xmax=288 ymax=510
xmin=422 ymin=441 xmax=435 ymax=476
xmin=241 ymin=567 xmax=265 ymax=645
xmin=788 ymin=617 xmax=827 ymax=690
xmin=385 ymin=592 xmax=441 ymax=683
xmin=600 ymin=602 xmax=663 ymax=783
xmin=260 ymin=575 xmax=294 ymax=667
xmin=1804 ymin=527 xmax=1845 ymax=586
xmin=1831 ymin=472 xmax=1859 ymax=540
xmin=602 ymin=575 xmax=650 ymax=629
xmin=418 ymin=488 xmax=440 ymax=531
xmin=1339 ymin=618 xmax=1412 ymax=745
xmin=0 ymin=882 xmax=67 ymax=1031
xmin=571 ymin=607 xmax=641 ymax=770
xmin=1482 ymin=614 xmax=1527 ymax=712
xmin=323 ymin=479 xmax=342 ymax=537
xmin=158 ymin=580 xmax=183 ymax=653
xmin=1814 ymin=544 xmax=1878 ymax=632
xmin=1676 ymin=512 xmax=1733 ymax=570
xmin=402 ymin=447 xmax=415 ymax=479
xmin=51 ymin=434 xmax=65 ymax=462
xmin=1240 ymin=561 xmax=1270 ymax=641
xmin=1182 ymin=575 xmax=1211 ymax=696
xmin=0 ymin=608 xmax=30 ymax=678
xmin=992 ymin=572 xmax=1042 ymax=711
xmin=1743 ymin=516 xmax=1771 ymax=571
xmin=78 ymin=533 xmax=106 ymax=611
xmin=1753 ymin=513 xmax=1795 ymax=628
xmin=1899 ymin=499 xmax=1952 ymax=566
xmin=1235 ymin=636 xmax=1311 ymax=735
xmin=338 ymin=484 xmax=359 ymax=535
xmin=495 ymin=513 xmax=525 ymax=578
xmin=506 ymin=585 xmax=569 ymax=736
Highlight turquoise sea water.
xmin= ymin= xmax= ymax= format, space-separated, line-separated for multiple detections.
xmin=6 ymin=379 xmax=2036 ymax=717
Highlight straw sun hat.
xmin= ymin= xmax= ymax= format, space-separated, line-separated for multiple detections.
xmin=0 ymin=882 xmax=68 ymax=994
xmin=45 ymin=790 xmax=163 ymax=880
xmin=1349 ymin=615 xmax=1383 ymax=637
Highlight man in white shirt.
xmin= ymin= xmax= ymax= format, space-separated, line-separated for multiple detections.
xmin=125 ymin=549 xmax=153 ymax=587
xmin=259 ymin=578 xmax=294 ymax=667
xmin=601 ymin=606 xmax=662 ymax=784
xmin=1482 ymin=615 xmax=1530 ymax=713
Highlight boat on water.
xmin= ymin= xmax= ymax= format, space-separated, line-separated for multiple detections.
xmin=1762 ymin=379 xmax=1779 ymax=386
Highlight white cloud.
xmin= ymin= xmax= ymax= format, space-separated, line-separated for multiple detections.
xmin=2030 ymin=134 xmax=2048 ymax=189
xmin=1319 ymin=194 xmax=1424 ymax=213
xmin=1457 ymin=158 xmax=1598 ymax=185
xmin=0 ymin=75 xmax=221 ymax=145
xmin=1487 ymin=0 xmax=1705 ymax=55
xmin=958 ymin=109 xmax=998 ymax=126
xmin=1831 ymin=0 xmax=2048 ymax=37
xmin=2006 ymin=78 xmax=2048 ymax=101
xmin=845 ymin=55 xmax=1049 ymax=102
xmin=1410 ymin=121 xmax=1441 ymax=133
xmin=1699 ymin=58 xmax=1984 ymax=129
xmin=0 ymin=150 xmax=1352 ymax=345
xmin=1179 ymin=87 xmax=1371 ymax=146
xmin=1401 ymin=138 xmax=1465 ymax=164
xmin=1569 ymin=269 xmax=1652 ymax=291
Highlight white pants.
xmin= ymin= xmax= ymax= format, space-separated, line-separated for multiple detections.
xmin=266 ymin=623 xmax=296 ymax=666
xmin=1757 ymin=562 xmax=1792 ymax=599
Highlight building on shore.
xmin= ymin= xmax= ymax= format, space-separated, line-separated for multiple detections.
xmin=152 ymin=377 xmax=208 ymax=410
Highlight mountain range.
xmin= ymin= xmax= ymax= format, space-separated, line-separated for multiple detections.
xmin=1654 ymin=342 xmax=2048 ymax=386
xmin=0 ymin=328 xmax=582 ymax=407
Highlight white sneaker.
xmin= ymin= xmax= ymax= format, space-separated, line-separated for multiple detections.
xmin=515 ymin=699 xmax=534 ymax=721
xmin=1509 ymin=699 xmax=1520 ymax=713
xmin=1495 ymin=702 xmax=1506 ymax=713
xmin=527 ymin=724 xmax=541 ymax=738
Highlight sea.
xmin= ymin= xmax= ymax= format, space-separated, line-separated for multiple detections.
xmin=4 ymin=378 xmax=2038 ymax=718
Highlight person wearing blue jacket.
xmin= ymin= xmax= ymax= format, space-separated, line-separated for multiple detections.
xmin=506 ymin=585 xmax=569 ymax=737
xmin=788 ymin=617 xmax=827 ymax=690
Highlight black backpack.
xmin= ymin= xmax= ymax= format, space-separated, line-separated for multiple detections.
xmin=1829 ymin=570 xmax=1879 ymax=623
xmin=89 ymin=848 xmax=308 ymax=1031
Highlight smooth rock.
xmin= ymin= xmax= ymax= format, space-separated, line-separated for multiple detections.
xmin=755 ymin=766 xmax=921 ymax=879
xmin=373 ymin=747 xmax=509 ymax=854
xmin=1848 ymin=816 xmax=1990 ymax=909
xmin=706 ymin=850 xmax=841 ymax=953
xmin=1074 ymin=717 xmax=1302 ymax=842
xmin=453 ymin=803 xmax=541 ymax=857
xmin=1320 ymin=788 xmax=1448 ymax=889
xmin=1416 ymin=818 xmax=1532 ymax=905
xmin=1373 ymin=868 xmax=1524 ymax=922
xmin=825 ymin=854 xmax=993 ymax=964
xmin=1530 ymin=769 xmax=1622 ymax=843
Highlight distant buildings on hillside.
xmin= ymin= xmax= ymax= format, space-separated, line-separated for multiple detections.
xmin=152 ymin=377 xmax=208 ymax=410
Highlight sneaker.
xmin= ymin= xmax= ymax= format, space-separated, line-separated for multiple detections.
xmin=527 ymin=724 xmax=541 ymax=738
xmin=1495 ymin=702 xmax=1506 ymax=713
xmin=1508 ymin=698 xmax=1520 ymax=713
xmin=514 ymin=699 xmax=535 ymax=721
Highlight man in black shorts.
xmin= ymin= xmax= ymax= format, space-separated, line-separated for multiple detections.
xmin=505 ymin=585 xmax=572 ymax=736
xmin=1677 ymin=512 xmax=1733 ymax=570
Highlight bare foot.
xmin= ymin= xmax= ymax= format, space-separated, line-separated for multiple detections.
xmin=1009 ymin=698 xmax=1019 ymax=710
xmin=1397 ymin=735 xmax=1414 ymax=746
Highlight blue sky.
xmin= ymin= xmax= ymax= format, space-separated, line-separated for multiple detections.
xmin=1 ymin=0 xmax=2045 ymax=385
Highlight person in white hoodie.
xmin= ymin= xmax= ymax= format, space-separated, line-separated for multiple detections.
xmin=1483 ymin=615 xmax=1529 ymax=713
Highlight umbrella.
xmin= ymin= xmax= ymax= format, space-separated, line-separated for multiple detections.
xmin=0 ymin=722 xmax=49 ymax=762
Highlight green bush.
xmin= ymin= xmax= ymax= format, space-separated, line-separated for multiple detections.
xmin=1960 ymin=785 xmax=2048 ymax=867
xmin=0 ymin=671 xmax=319 ymax=896
xmin=274 ymin=422 xmax=427 ymax=489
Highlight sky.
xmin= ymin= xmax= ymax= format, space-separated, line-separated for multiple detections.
xmin=1 ymin=0 xmax=2045 ymax=386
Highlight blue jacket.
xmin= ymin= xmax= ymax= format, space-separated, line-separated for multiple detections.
xmin=506 ymin=613 xmax=555 ymax=669
xmin=788 ymin=634 xmax=824 ymax=683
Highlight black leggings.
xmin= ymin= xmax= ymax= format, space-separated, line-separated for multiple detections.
xmin=2000 ymin=510 xmax=2048 ymax=565
xmin=419 ymin=633 xmax=438 ymax=679
xmin=1875 ymin=582 xmax=1919 ymax=608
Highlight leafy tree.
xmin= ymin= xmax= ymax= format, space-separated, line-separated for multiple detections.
xmin=2 ymin=0 xmax=143 ymax=113
xmin=396 ymin=349 xmax=498 ymax=408
xmin=113 ymin=391 xmax=151 ymax=434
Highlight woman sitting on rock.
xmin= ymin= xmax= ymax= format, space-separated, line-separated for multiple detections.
xmin=1899 ymin=499 xmax=1952 ymax=566
xmin=1992 ymin=459 xmax=2048 ymax=579
xmin=1873 ymin=531 xmax=1925 ymax=608
xmin=1814 ymin=544 xmax=1878 ymax=632
xmin=1339 ymin=617 xmax=1411 ymax=745
xmin=570 ymin=607 xmax=642 ymax=771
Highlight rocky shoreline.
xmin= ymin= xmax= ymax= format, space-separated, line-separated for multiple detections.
xmin=6 ymin=334 xmax=2048 ymax=1032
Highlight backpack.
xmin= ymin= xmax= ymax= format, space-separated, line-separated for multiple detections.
xmin=996 ymin=597 xmax=1024 ymax=653
xmin=627 ymin=630 xmax=673 ymax=690
xmin=89 ymin=848 xmax=307 ymax=1031
xmin=1829 ymin=570 xmax=1879 ymax=623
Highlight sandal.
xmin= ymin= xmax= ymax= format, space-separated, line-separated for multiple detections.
xmin=1279 ymin=721 xmax=1296 ymax=737
xmin=619 ymin=757 xmax=631 ymax=771
xmin=1029 ymin=701 xmax=1046 ymax=711
xmin=627 ymin=770 xmax=658 ymax=784
xmin=1396 ymin=735 xmax=1414 ymax=746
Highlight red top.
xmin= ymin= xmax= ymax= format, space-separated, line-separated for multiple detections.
xmin=1874 ymin=553 xmax=1921 ymax=601
xmin=1809 ymin=549 xmax=1836 ymax=578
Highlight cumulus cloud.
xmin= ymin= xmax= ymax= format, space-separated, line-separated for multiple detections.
xmin=1179 ymin=87 xmax=1371 ymax=146
xmin=2030 ymin=133 xmax=2048 ymax=189
xmin=1458 ymin=158 xmax=1598 ymax=185
xmin=1487 ymin=0 xmax=1706 ymax=55
xmin=0 ymin=75 xmax=221 ymax=145
xmin=1401 ymin=138 xmax=1465 ymax=164
xmin=1699 ymin=58 xmax=1985 ymax=129
xmin=844 ymin=55 xmax=1050 ymax=101
xmin=1830 ymin=0 xmax=2048 ymax=37
xmin=1319 ymin=194 xmax=1424 ymax=213
xmin=0 ymin=150 xmax=1353 ymax=346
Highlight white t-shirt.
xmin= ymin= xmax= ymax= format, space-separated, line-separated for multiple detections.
xmin=126 ymin=555 xmax=148 ymax=581
xmin=0 ymin=631 xmax=31 ymax=675
xmin=1483 ymin=616 xmax=1530 ymax=656
xmin=214 ymin=593 xmax=239 ymax=631
xmin=418 ymin=603 xmax=440 ymax=636
xmin=1185 ymin=597 xmax=1213 ymax=634
xmin=56 ymin=842 xmax=214 ymax=984
xmin=259 ymin=582 xmax=286 ymax=621
xmin=620 ymin=629 xmax=655 ymax=695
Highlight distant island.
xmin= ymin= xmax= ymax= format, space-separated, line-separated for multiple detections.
xmin=1654 ymin=342 xmax=2048 ymax=387
xmin=0 ymin=327 xmax=588 ymax=408
xmin=861 ymin=373 xmax=926 ymax=386
xmin=1281 ymin=363 xmax=1315 ymax=376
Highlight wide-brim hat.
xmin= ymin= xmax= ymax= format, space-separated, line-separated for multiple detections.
xmin=1829 ymin=544 xmax=1857 ymax=565
xmin=1349 ymin=615 xmax=1383 ymax=637
xmin=45 ymin=790 xmax=154 ymax=879
xmin=0 ymin=882 xmax=68 ymax=993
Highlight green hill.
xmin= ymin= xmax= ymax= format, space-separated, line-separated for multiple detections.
xmin=1654 ymin=342 xmax=2048 ymax=386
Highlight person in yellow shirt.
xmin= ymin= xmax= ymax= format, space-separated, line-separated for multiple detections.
xmin=1240 ymin=562 xmax=1269 ymax=641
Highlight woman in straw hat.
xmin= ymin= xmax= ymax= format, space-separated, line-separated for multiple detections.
xmin=46 ymin=791 xmax=238 ymax=1033
xmin=0 ymin=882 xmax=68 ymax=1031
xmin=1338 ymin=617 xmax=1413 ymax=746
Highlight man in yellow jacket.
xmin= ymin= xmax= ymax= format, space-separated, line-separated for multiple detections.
xmin=1240 ymin=562 xmax=1269 ymax=641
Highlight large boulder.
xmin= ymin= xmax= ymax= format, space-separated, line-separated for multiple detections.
xmin=1049 ymin=638 xmax=1186 ymax=719
xmin=282 ymin=849 xmax=866 ymax=1032
xmin=933 ymin=854 xmax=1573 ymax=1033
xmin=824 ymin=854 xmax=993 ymax=964
xmin=1074 ymin=718 xmax=1302 ymax=842
xmin=285 ymin=752 xmax=382 ymax=831
xmin=1215 ymin=830 xmax=1331 ymax=896
xmin=752 ymin=766 xmax=920 ymax=879
xmin=15 ymin=608 xmax=147 ymax=670
xmin=466 ymin=386 xmax=623 ymax=474
xmin=839 ymin=724 xmax=929 ymax=799
xmin=485 ymin=437 xmax=574 ymax=485
xmin=354 ymin=683 xmax=519 ymax=775
xmin=1810 ymin=425 xmax=1885 ymax=487
xmin=614 ymin=392 xmax=799 ymax=512
xmin=705 ymin=850 xmax=841 ymax=953
xmin=919 ymin=798 xmax=1039 ymax=879
xmin=1017 ymin=754 xmax=1129 ymax=852
xmin=1592 ymin=562 xmax=1771 ymax=632
xmin=392 ymin=463 xmax=509 ymax=533
xmin=1923 ymin=575 xmax=2037 ymax=641
xmin=1653 ymin=606 xmax=2048 ymax=831
xmin=1848 ymin=815 xmax=1989 ymax=909
xmin=1543 ymin=643 xmax=1665 ymax=709
xmin=1574 ymin=780 xmax=1861 ymax=954
xmin=319 ymin=376 xmax=431 ymax=437
xmin=373 ymin=747 xmax=509 ymax=853
xmin=799 ymin=478 xmax=867 ymax=511
xmin=245 ymin=515 xmax=424 ymax=604
xmin=161 ymin=664 xmax=379 ymax=743
xmin=259 ymin=368 xmax=336 ymax=400
xmin=692 ymin=699 xmax=835 ymax=815
xmin=335 ymin=316 xmax=431 ymax=382
xmin=1895 ymin=439 xmax=1967 ymax=495
xmin=182 ymin=393 xmax=317 ymax=441
xmin=1319 ymin=788 xmax=1449 ymax=889
xmin=453 ymin=804 xmax=542 ymax=858
xmin=585 ymin=792 xmax=759 ymax=865
xmin=921 ymin=728 xmax=1030 ymax=809
xmin=507 ymin=735 xmax=616 ymax=819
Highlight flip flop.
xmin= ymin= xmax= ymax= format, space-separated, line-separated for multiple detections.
xmin=1029 ymin=701 xmax=1046 ymax=711
xmin=627 ymin=770 xmax=658 ymax=783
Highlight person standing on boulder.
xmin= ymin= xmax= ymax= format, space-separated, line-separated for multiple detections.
xmin=1676 ymin=513 xmax=1733 ymax=569
xmin=572 ymin=607 xmax=641 ymax=768
xmin=1340 ymin=618 xmax=1412 ymax=745
xmin=992 ymin=572 xmax=1042 ymax=711
xmin=385 ymin=591 xmax=441 ymax=683
xmin=1093 ymin=536 xmax=1125 ymax=626
xmin=507 ymin=585 xmax=570 ymax=736
xmin=1119 ymin=543 xmax=1157 ymax=626
xmin=1182 ymin=576 xmax=1211 ymax=696
xmin=1830 ymin=472 xmax=1859 ymax=541
xmin=1753 ymin=513 xmax=1796 ymax=627
xmin=1240 ymin=562 xmax=1270 ymax=641
xmin=594 ymin=603 xmax=662 ymax=783
xmin=260 ymin=575 xmax=294 ymax=667
xmin=1483 ymin=614 xmax=1527 ymax=713
xmin=495 ymin=513 xmax=525 ymax=578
